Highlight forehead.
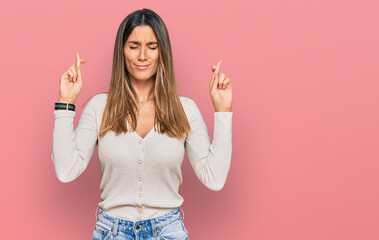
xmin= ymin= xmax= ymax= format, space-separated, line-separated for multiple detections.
xmin=127 ymin=25 xmax=157 ymax=42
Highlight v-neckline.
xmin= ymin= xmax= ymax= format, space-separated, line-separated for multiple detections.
xmin=126 ymin=120 xmax=156 ymax=141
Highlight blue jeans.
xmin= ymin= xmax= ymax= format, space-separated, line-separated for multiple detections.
xmin=92 ymin=206 xmax=189 ymax=240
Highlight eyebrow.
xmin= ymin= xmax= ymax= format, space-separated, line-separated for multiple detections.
xmin=128 ymin=41 xmax=158 ymax=45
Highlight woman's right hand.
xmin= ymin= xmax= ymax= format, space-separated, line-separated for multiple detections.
xmin=57 ymin=52 xmax=86 ymax=104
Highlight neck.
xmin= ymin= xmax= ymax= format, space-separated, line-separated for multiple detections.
xmin=130 ymin=76 xmax=155 ymax=101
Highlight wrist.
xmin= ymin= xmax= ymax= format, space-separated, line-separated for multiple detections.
xmin=57 ymin=97 xmax=75 ymax=105
xmin=55 ymin=102 xmax=76 ymax=111
xmin=215 ymin=108 xmax=232 ymax=112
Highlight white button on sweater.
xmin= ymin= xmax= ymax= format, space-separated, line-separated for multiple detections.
xmin=51 ymin=93 xmax=233 ymax=221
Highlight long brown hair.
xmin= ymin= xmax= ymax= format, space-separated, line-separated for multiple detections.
xmin=92 ymin=9 xmax=191 ymax=140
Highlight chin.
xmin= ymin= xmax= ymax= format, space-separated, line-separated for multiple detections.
xmin=133 ymin=74 xmax=155 ymax=81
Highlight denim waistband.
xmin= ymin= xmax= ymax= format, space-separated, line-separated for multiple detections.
xmin=94 ymin=206 xmax=185 ymax=237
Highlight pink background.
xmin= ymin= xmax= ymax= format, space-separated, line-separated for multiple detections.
xmin=1 ymin=0 xmax=379 ymax=239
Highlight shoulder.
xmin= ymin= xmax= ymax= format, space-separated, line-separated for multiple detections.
xmin=83 ymin=93 xmax=108 ymax=114
xmin=92 ymin=92 xmax=108 ymax=101
xmin=87 ymin=92 xmax=108 ymax=105
xmin=179 ymin=96 xmax=194 ymax=117
xmin=179 ymin=96 xmax=202 ymax=119
xmin=179 ymin=95 xmax=194 ymax=105
xmin=179 ymin=95 xmax=196 ymax=109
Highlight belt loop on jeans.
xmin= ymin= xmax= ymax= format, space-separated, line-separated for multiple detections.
xmin=150 ymin=219 xmax=157 ymax=237
xmin=95 ymin=206 xmax=99 ymax=220
xmin=112 ymin=218 xmax=119 ymax=236
xmin=179 ymin=207 xmax=185 ymax=220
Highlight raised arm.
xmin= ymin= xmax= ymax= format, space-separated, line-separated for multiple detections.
xmin=51 ymin=95 xmax=98 ymax=183
xmin=184 ymin=99 xmax=233 ymax=191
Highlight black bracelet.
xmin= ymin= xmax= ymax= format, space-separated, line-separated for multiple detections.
xmin=55 ymin=102 xmax=75 ymax=111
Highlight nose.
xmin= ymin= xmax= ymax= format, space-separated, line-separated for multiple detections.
xmin=138 ymin=46 xmax=147 ymax=61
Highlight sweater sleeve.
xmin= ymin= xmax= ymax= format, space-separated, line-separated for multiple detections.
xmin=184 ymin=99 xmax=233 ymax=191
xmin=51 ymin=96 xmax=98 ymax=183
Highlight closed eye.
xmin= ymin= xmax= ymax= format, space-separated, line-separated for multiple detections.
xmin=129 ymin=46 xmax=158 ymax=50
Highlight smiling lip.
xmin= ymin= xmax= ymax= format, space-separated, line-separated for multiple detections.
xmin=135 ymin=64 xmax=149 ymax=70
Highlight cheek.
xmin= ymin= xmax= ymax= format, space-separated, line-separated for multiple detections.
xmin=152 ymin=51 xmax=159 ymax=60
xmin=150 ymin=52 xmax=159 ymax=66
xmin=124 ymin=55 xmax=135 ymax=71
xmin=124 ymin=59 xmax=132 ymax=72
xmin=125 ymin=53 xmax=135 ymax=62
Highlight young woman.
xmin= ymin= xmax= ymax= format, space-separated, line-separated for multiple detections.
xmin=52 ymin=8 xmax=233 ymax=240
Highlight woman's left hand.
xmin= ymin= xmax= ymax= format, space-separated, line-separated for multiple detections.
xmin=210 ymin=59 xmax=233 ymax=112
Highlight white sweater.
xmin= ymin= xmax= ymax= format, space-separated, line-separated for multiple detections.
xmin=51 ymin=93 xmax=233 ymax=221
